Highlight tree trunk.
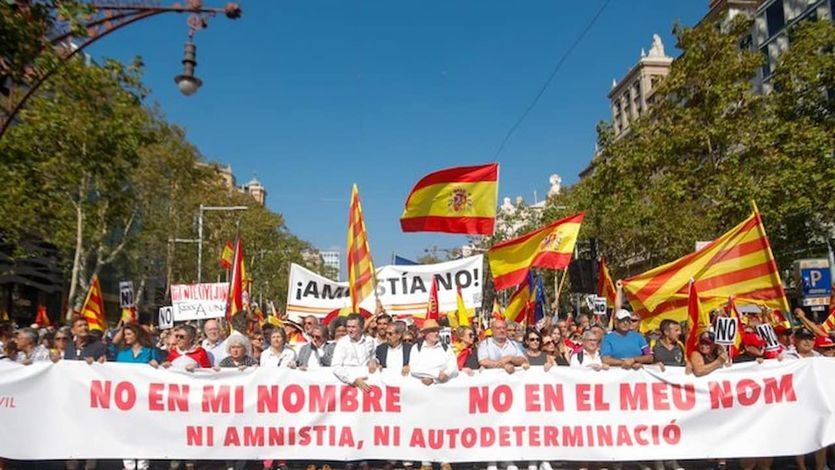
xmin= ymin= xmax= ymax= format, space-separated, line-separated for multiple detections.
xmin=65 ymin=181 xmax=86 ymax=320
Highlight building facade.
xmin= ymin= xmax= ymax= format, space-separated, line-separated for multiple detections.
xmin=320 ymin=251 xmax=341 ymax=281
xmin=199 ymin=162 xmax=268 ymax=206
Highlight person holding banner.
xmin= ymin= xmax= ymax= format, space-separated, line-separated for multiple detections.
xmin=162 ymin=324 xmax=212 ymax=371
xmin=201 ymin=319 xmax=228 ymax=367
xmin=218 ymin=332 xmax=257 ymax=370
xmin=815 ymin=335 xmax=835 ymax=356
xmin=13 ymin=328 xmax=51 ymax=364
xmin=331 ymin=313 xmax=376 ymax=392
xmin=113 ymin=324 xmax=159 ymax=366
xmin=454 ymin=325 xmax=480 ymax=373
xmin=600 ymin=309 xmax=653 ymax=370
xmin=689 ymin=332 xmax=728 ymax=377
xmin=568 ymin=330 xmax=607 ymax=371
xmin=64 ymin=317 xmax=107 ymax=363
xmin=783 ymin=328 xmax=820 ymax=359
xmin=477 ymin=319 xmax=528 ymax=374
xmin=261 ymin=329 xmax=297 ymax=368
xmin=734 ymin=333 xmax=768 ymax=364
xmin=371 ymin=320 xmax=411 ymax=375
xmin=296 ymin=325 xmax=334 ymax=370
xmin=408 ymin=319 xmax=458 ymax=385
xmin=651 ymin=319 xmax=685 ymax=371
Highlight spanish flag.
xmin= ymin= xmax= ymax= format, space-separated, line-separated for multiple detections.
xmin=219 ymin=240 xmax=234 ymax=270
xmin=79 ymin=275 xmax=107 ymax=331
xmin=425 ymin=275 xmax=440 ymax=321
xmin=598 ymin=257 xmax=617 ymax=306
xmin=488 ymin=212 xmax=584 ymax=290
xmin=227 ymin=235 xmax=248 ymax=321
xmin=400 ymin=163 xmax=498 ymax=235
xmin=35 ymin=305 xmax=50 ymax=327
xmin=622 ymin=206 xmax=790 ymax=331
xmin=455 ymin=286 xmax=473 ymax=327
xmin=348 ymin=184 xmax=376 ymax=313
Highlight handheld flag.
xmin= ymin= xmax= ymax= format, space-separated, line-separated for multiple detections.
xmin=684 ymin=280 xmax=710 ymax=359
xmin=347 ymin=184 xmax=376 ymax=313
xmin=227 ymin=236 xmax=248 ymax=321
xmin=533 ymin=274 xmax=547 ymax=325
xmin=79 ymin=274 xmax=107 ymax=331
xmin=219 ymin=240 xmax=234 ymax=270
xmin=821 ymin=285 xmax=835 ymax=335
xmin=35 ymin=305 xmax=50 ymax=327
xmin=120 ymin=306 xmax=137 ymax=324
xmin=488 ymin=212 xmax=584 ymax=290
xmin=727 ymin=297 xmax=744 ymax=357
xmin=455 ymin=286 xmax=473 ymax=327
xmin=491 ymin=298 xmax=504 ymax=322
xmin=622 ymin=207 xmax=790 ymax=331
xmin=598 ymin=257 xmax=617 ymax=306
xmin=504 ymin=272 xmax=535 ymax=324
xmin=400 ymin=163 xmax=499 ymax=235
xmin=426 ymin=276 xmax=440 ymax=321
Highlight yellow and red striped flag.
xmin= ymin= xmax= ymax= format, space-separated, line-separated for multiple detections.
xmin=226 ymin=236 xmax=248 ymax=321
xmin=120 ymin=306 xmax=137 ymax=324
xmin=821 ymin=285 xmax=835 ymax=335
xmin=598 ymin=257 xmax=617 ymax=306
xmin=622 ymin=207 xmax=790 ymax=331
xmin=347 ymin=184 xmax=376 ymax=313
xmin=80 ymin=275 xmax=107 ymax=331
xmin=219 ymin=240 xmax=234 ymax=270
xmin=455 ymin=286 xmax=473 ymax=327
xmin=400 ymin=163 xmax=499 ymax=235
xmin=684 ymin=280 xmax=710 ymax=359
xmin=504 ymin=272 xmax=535 ymax=324
xmin=488 ymin=212 xmax=584 ymax=290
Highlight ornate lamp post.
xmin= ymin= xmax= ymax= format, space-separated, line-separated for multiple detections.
xmin=0 ymin=0 xmax=242 ymax=139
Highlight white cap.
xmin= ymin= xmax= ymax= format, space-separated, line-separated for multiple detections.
xmin=615 ymin=309 xmax=634 ymax=321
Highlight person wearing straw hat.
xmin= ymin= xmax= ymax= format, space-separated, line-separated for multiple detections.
xmin=408 ymin=319 xmax=458 ymax=386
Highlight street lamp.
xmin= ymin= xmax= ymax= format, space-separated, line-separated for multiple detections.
xmin=0 ymin=1 xmax=242 ymax=139
xmin=197 ymin=205 xmax=249 ymax=283
xmin=174 ymin=41 xmax=203 ymax=96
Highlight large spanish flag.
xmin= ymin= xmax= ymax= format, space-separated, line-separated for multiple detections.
xmin=488 ymin=212 xmax=585 ymax=290
xmin=623 ymin=207 xmax=790 ymax=331
xmin=348 ymin=184 xmax=376 ymax=313
xmin=79 ymin=275 xmax=106 ymax=331
xmin=400 ymin=163 xmax=498 ymax=235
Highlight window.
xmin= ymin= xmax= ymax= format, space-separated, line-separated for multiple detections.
xmin=761 ymin=48 xmax=771 ymax=77
xmin=765 ymin=1 xmax=786 ymax=38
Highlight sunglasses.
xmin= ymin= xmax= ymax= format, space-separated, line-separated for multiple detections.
xmin=312 ymin=335 xmax=323 ymax=340
xmin=54 ymin=337 xmax=68 ymax=341
xmin=527 ymin=337 xmax=541 ymax=342
xmin=386 ymin=331 xmax=400 ymax=336
xmin=175 ymin=334 xmax=186 ymax=339
xmin=542 ymin=340 xmax=554 ymax=346
xmin=403 ymin=338 xmax=415 ymax=343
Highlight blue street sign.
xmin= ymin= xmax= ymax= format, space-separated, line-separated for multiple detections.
xmin=801 ymin=267 xmax=832 ymax=297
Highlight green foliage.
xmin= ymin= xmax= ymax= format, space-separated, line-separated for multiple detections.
xmin=548 ymin=18 xmax=835 ymax=282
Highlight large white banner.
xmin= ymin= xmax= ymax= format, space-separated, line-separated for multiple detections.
xmin=286 ymin=255 xmax=483 ymax=320
xmin=171 ymin=283 xmax=229 ymax=321
xmin=1 ymin=359 xmax=834 ymax=461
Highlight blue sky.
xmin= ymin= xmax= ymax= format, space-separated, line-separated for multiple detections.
xmin=87 ymin=1 xmax=706 ymax=271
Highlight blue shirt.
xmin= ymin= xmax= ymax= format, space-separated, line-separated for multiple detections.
xmin=600 ymin=331 xmax=650 ymax=360
xmin=115 ymin=346 xmax=158 ymax=364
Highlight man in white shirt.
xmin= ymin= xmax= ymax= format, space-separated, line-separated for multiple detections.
xmin=569 ymin=331 xmax=608 ymax=370
xmin=331 ymin=313 xmax=376 ymax=392
xmin=478 ymin=319 xmax=528 ymax=374
xmin=409 ymin=320 xmax=458 ymax=385
xmin=201 ymin=319 xmax=228 ymax=366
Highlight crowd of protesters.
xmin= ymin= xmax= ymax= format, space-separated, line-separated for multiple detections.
xmin=2 ymin=282 xmax=835 ymax=470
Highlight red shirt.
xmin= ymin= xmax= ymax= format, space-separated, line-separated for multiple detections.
xmin=167 ymin=346 xmax=212 ymax=368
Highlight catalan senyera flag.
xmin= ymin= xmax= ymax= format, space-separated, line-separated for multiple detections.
xmin=35 ymin=305 xmax=50 ymax=327
xmin=226 ymin=236 xmax=248 ymax=322
xmin=400 ymin=163 xmax=499 ymax=235
xmin=684 ymin=281 xmax=710 ymax=359
xmin=347 ymin=184 xmax=376 ymax=313
xmin=219 ymin=240 xmax=234 ymax=270
xmin=598 ymin=257 xmax=617 ymax=307
xmin=821 ymin=285 xmax=835 ymax=336
xmin=504 ymin=272 xmax=535 ymax=324
xmin=120 ymin=306 xmax=137 ymax=324
xmin=488 ymin=212 xmax=585 ymax=291
xmin=79 ymin=274 xmax=107 ymax=331
xmin=622 ymin=207 xmax=790 ymax=332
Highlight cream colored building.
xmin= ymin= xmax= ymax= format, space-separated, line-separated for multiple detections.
xmin=608 ymin=34 xmax=673 ymax=139
xmin=198 ymin=162 xmax=268 ymax=206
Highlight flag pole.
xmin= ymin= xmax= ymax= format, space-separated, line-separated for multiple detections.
xmin=554 ymin=268 xmax=569 ymax=318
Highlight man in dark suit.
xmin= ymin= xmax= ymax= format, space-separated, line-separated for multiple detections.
xmin=370 ymin=320 xmax=410 ymax=375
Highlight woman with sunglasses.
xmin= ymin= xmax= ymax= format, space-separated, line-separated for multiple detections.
xmin=689 ymin=331 xmax=728 ymax=377
xmin=51 ymin=326 xmax=72 ymax=359
xmin=454 ymin=325 xmax=480 ymax=374
xmin=523 ymin=329 xmax=550 ymax=366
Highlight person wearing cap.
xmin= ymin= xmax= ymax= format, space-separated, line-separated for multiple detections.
xmin=782 ymin=327 xmax=820 ymax=360
xmin=814 ymin=335 xmax=835 ymax=357
xmin=600 ymin=308 xmax=653 ymax=370
xmin=734 ymin=333 xmax=767 ymax=364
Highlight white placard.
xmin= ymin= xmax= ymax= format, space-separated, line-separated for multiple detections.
xmin=714 ymin=317 xmax=738 ymax=346
xmin=158 ymin=306 xmax=174 ymax=330
xmin=119 ymin=281 xmax=134 ymax=309
xmin=593 ymin=298 xmax=607 ymax=315
xmin=171 ymin=283 xmax=229 ymax=321
xmin=756 ymin=324 xmax=780 ymax=351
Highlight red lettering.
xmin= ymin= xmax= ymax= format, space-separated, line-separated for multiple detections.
xmin=525 ymin=384 xmax=541 ymax=411
xmin=469 ymin=387 xmax=488 ymax=414
xmin=620 ymin=383 xmax=647 ymax=410
xmin=168 ymin=384 xmax=190 ymax=411
xmin=202 ymin=385 xmax=231 ymax=413
xmin=576 ymin=384 xmax=591 ymax=411
xmin=736 ymin=379 xmax=761 ymax=406
xmin=671 ymin=383 xmax=696 ymax=410
xmin=257 ymin=385 xmax=278 ymax=413
xmin=148 ymin=383 xmax=164 ymax=411
xmin=90 ymin=380 xmax=111 ymax=409
xmin=386 ymin=386 xmax=401 ymax=412
xmin=341 ymin=386 xmax=358 ymax=412
xmin=764 ymin=374 xmax=796 ymax=404
xmin=651 ymin=383 xmax=670 ymax=410
xmin=709 ymin=381 xmax=734 ymax=409
xmin=362 ymin=386 xmax=383 ymax=412
xmin=243 ymin=426 xmax=264 ymax=446
xmin=283 ymin=384 xmax=304 ymax=413
xmin=563 ymin=426 xmax=583 ymax=447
